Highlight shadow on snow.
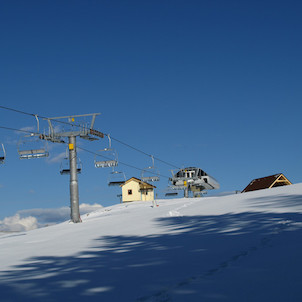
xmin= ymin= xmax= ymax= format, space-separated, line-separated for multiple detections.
xmin=1 ymin=210 xmax=302 ymax=301
xmin=247 ymin=193 xmax=302 ymax=210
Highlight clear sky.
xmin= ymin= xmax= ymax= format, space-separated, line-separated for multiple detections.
xmin=0 ymin=0 xmax=302 ymax=219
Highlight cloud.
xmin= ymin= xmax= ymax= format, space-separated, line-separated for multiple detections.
xmin=0 ymin=214 xmax=38 ymax=232
xmin=79 ymin=203 xmax=103 ymax=214
xmin=18 ymin=207 xmax=70 ymax=225
xmin=0 ymin=203 xmax=103 ymax=232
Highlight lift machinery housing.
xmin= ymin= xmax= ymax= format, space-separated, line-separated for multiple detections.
xmin=169 ymin=167 xmax=220 ymax=197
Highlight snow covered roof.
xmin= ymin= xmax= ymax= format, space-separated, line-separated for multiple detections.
xmin=242 ymin=173 xmax=292 ymax=193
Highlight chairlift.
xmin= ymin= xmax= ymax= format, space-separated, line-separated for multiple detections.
xmin=94 ymin=134 xmax=118 ymax=168
xmin=108 ymin=168 xmax=126 ymax=186
xmin=17 ymin=116 xmax=49 ymax=159
xmin=141 ymin=155 xmax=160 ymax=182
xmin=0 ymin=144 xmax=6 ymax=164
xmin=18 ymin=135 xmax=49 ymax=159
xmin=60 ymin=149 xmax=82 ymax=175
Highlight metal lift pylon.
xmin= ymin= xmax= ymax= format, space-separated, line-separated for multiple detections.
xmin=68 ymin=135 xmax=80 ymax=223
xmin=42 ymin=113 xmax=103 ymax=223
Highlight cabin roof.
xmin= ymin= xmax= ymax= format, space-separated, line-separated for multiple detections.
xmin=120 ymin=177 xmax=156 ymax=189
xmin=242 ymin=173 xmax=292 ymax=193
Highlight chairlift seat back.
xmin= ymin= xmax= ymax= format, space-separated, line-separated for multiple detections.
xmin=141 ymin=176 xmax=160 ymax=182
xmin=95 ymin=160 xmax=118 ymax=168
xmin=19 ymin=149 xmax=49 ymax=159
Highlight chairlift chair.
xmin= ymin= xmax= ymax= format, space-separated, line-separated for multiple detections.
xmin=18 ymin=135 xmax=49 ymax=159
xmin=60 ymin=149 xmax=82 ymax=175
xmin=94 ymin=134 xmax=118 ymax=168
xmin=0 ymin=144 xmax=6 ymax=164
xmin=141 ymin=155 xmax=160 ymax=182
xmin=108 ymin=169 xmax=126 ymax=186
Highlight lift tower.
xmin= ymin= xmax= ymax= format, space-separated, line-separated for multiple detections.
xmin=42 ymin=113 xmax=104 ymax=223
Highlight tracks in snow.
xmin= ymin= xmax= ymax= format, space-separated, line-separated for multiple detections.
xmin=137 ymin=218 xmax=295 ymax=302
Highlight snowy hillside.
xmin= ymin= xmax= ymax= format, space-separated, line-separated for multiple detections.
xmin=1 ymin=184 xmax=302 ymax=301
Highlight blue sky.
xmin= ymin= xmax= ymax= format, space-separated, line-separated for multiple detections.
xmin=1 ymin=0 xmax=302 ymax=219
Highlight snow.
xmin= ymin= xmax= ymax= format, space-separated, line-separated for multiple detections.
xmin=1 ymin=184 xmax=302 ymax=301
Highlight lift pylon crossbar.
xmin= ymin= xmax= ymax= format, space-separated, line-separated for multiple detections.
xmin=44 ymin=113 xmax=103 ymax=143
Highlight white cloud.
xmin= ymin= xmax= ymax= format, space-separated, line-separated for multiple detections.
xmin=0 ymin=203 xmax=103 ymax=233
xmin=18 ymin=207 xmax=70 ymax=225
xmin=0 ymin=214 xmax=38 ymax=232
xmin=80 ymin=203 xmax=103 ymax=214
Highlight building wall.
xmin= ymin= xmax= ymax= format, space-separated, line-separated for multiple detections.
xmin=122 ymin=180 xmax=154 ymax=202
xmin=141 ymin=188 xmax=154 ymax=201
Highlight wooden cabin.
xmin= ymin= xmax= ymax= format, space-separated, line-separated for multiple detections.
xmin=242 ymin=173 xmax=292 ymax=193
xmin=121 ymin=177 xmax=156 ymax=203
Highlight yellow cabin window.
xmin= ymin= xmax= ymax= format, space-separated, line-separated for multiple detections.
xmin=128 ymin=189 xmax=132 ymax=195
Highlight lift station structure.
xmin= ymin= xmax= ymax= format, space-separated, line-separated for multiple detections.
xmin=169 ymin=167 xmax=220 ymax=197
xmin=40 ymin=113 xmax=104 ymax=223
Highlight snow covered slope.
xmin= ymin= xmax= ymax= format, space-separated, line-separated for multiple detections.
xmin=1 ymin=184 xmax=302 ymax=301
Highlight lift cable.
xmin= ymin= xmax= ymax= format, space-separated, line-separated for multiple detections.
xmin=0 ymin=122 xmax=171 ymax=179
xmin=77 ymin=146 xmax=171 ymax=180
xmin=0 ymin=123 xmax=170 ymax=179
xmin=107 ymin=135 xmax=181 ymax=170
xmin=0 ymin=125 xmax=41 ymax=135
xmin=0 ymin=105 xmax=84 ymax=129
xmin=0 ymin=105 xmax=181 ymax=169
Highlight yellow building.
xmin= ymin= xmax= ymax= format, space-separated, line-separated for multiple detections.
xmin=121 ymin=177 xmax=156 ymax=203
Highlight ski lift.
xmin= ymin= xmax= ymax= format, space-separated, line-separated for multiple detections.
xmin=0 ymin=144 xmax=6 ymax=164
xmin=108 ymin=168 xmax=126 ymax=186
xmin=17 ymin=116 xmax=49 ymax=159
xmin=169 ymin=167 xmax=220 ymax=196
xmin=141 ymin=155 xmax=160 ymax=182
xmin=18 ymin=135 xmax=49 ymax=159
xmin=94 ymin=135 xmax=118 ymax=168
xmin=60 ymin=148 xmax=82 ymax=175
